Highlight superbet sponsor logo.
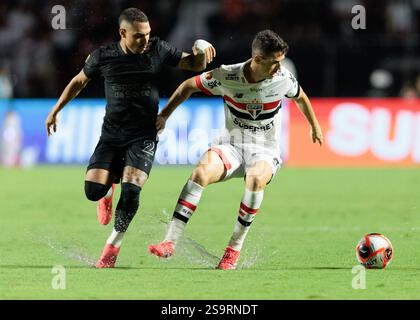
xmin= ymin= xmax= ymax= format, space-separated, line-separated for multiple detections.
xmin=327 ymin=102 xmax=420 ymax=162
xmin=233 ymin=117 xmax=274 ymax=132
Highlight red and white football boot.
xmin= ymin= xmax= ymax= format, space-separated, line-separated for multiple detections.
xmin=217 ymin=246 xmax=240 ymax=270
xmin=97 ymin=184 xmax=115 ymax=225
xmin=95 ymin=243 xmax=120 ymax=268
xmin=148 ymin=241 xmax=175 ymax=258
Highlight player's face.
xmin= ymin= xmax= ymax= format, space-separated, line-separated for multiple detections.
xmin=120 ymin=21 xmax=151 ymax=54
xmin=257 ymin=51 xmax=285 ymax=78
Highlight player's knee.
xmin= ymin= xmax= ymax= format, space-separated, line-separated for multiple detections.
xmin=245 ymin=175 xmax=266 ymax=191
xmin=84 ymin=181 xmax=110 ymax=201
xmin=117 ymin=182 xmax=141 ymax=213
xmin=122 ymin=171 xmax=148 ymax=188
xmin=190 ymin=165 xmax=211 ymax=187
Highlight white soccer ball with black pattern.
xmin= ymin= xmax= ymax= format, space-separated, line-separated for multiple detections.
xmin=356 ymin=233 xmax=394 ymax=269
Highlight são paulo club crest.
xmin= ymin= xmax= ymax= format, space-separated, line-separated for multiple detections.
xmin=246 ymin=99 xmax=263 ymax=119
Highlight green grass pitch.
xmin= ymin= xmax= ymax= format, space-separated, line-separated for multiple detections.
xmin=1 ymin=166 xmax=420 ymax=299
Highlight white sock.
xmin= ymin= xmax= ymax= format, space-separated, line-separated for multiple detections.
xmin=228 ymin=189 xmax=264 ymax=251
xmin=164 ymin=180 xmax=204 ymax=245
xmin=165 ymin=218 xmax=187 ymax=245
xmin=106 ymin=229 xmax=125 ymax=247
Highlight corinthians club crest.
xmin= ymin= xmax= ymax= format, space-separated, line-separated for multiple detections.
xmin=246 ymin=99 xmax=263 ymax=119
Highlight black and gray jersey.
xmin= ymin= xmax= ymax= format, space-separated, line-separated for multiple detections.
xmin=83 ymin=37 xmax=182 ymax=144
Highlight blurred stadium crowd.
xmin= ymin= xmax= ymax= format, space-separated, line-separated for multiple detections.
xmin=1 ymin=0 xmax=420 ymax=98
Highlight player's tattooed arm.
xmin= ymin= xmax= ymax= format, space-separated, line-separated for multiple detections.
xmin=292 ymin=87 xmax=323 ymax=146
xmin=177 ymin=40 xmax=216 ymax=72
xmin=46 ymin=70 xmax=90 ymax=136
xmin=156 ymin=77 xmax=200 ymax=132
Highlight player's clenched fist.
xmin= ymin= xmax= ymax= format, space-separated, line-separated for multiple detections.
xmin=193 ymin=39 xmax=216 ymax=64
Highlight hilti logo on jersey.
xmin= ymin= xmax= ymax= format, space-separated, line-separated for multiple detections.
xmin=246 ymin=102 xmax=263 ymax=119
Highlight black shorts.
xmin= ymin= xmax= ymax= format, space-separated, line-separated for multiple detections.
xmin=87 ymin=136 xmax=158 ymax=180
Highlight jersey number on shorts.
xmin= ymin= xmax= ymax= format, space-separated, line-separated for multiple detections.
xmin=142 ymin=140 xmax=155 ymax=156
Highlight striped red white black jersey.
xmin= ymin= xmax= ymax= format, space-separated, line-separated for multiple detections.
xmin=195 ymin=60 xmax=299 ymax=151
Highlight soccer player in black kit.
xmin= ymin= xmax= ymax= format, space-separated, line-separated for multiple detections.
xmin=45 ymin=8 xmax=216 ymax=268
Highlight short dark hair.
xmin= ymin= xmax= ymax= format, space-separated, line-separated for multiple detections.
xmin=252 ymin=30 xmax=289 ymax=57
xmin=119 ymin=8 xmax=148 ymax=25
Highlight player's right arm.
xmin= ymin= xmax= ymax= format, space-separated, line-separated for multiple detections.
xmin=156 ymin=68 xmax=225 ymax=132
xmin=45 ymin=70 xmax=90 ymax=136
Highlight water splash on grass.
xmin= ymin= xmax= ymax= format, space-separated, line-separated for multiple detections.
xmin=32 ymin=234 xmax=96 ymax=267
xmin=152 ymin=208 xmax=272 ymax=270
xmin=239 ymin=244 xmax=279 ymax=269
xmin=176 ymin=236 xmax=220 ymax=268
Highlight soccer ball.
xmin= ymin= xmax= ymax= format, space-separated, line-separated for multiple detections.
xmin=356 ymin=233 xmax=394 ymax=269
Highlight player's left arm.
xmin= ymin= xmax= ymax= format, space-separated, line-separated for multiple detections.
xmin=292 ymin=87 xmax=323 ymax=146
xmin=177 ymin=40 xmax=216 ymax=72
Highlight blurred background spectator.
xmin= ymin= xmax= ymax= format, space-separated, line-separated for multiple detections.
xmin=0 ymin=0 xmax=420 ymax=98
xmin=0 ymin=62 xmax=13 ymax=99
xmin=0 ymin=110 xmax=22 ymax=167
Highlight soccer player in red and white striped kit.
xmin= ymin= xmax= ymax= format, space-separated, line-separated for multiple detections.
xmin=149 ymin=30 xmax=323 ymax=269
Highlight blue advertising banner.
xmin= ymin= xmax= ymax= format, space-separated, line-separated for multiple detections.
xmin=1 ymin=98 xmax=289 ymax=166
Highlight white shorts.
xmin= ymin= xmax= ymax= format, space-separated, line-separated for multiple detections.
xmin=208 ymin=143 xmax=282 ymax=181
